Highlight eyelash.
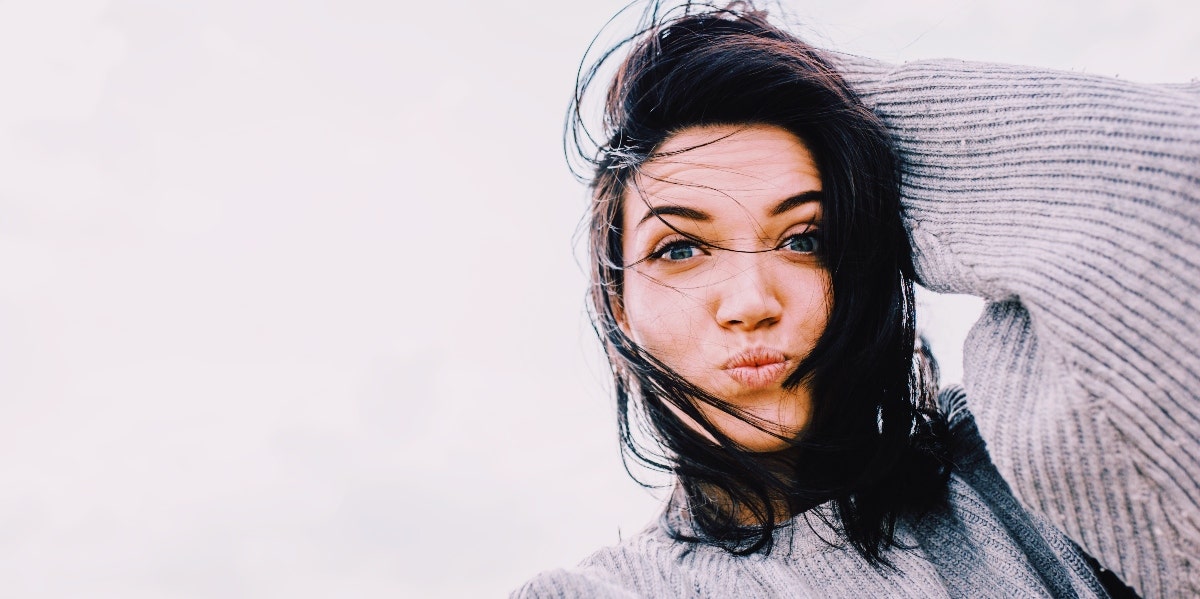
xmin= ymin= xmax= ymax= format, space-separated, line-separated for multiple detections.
xmin=778 ymin=230 xmax=822 ymax=255
xmin=649 ymin=238 xmax=708 ymax=261
xmin=646 ymin=230 xmax=822 ymax=262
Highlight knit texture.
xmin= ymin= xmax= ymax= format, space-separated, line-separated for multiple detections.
xmin=513 ymin=388 xmax=1108 ymax=598
xmin=833 ymin=55 xmax=1200 ymax=598
xmin=514 ymin=59 xmax=1200 ymax=598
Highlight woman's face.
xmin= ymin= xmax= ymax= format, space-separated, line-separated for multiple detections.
xmin=619 ymin=124 xmax=831 ymax=452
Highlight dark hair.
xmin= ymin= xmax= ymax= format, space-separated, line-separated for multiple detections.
xmin=569 ymin=1 xmax=950 ymax=564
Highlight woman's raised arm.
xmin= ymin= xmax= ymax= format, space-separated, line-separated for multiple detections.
xmin=835 ymin=55 xmax=1200 ymax=597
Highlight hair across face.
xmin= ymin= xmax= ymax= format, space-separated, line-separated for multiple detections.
xmin=570 ymin=1 xmax=949 ymax=562
xmin=619 ymin=125 xmax=831 ymax=451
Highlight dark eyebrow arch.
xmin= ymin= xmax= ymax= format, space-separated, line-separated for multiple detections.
xmin=637 ymin=205 xmax=711 ymax=227
xmin=770 ymin=190 xmax=824 ymax=216
xmin=636 ymin=190 xmax=822 ymax=228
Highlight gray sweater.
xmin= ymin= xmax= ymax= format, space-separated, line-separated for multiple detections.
xmin=515 ymin=58 xmax=1200 ymax=598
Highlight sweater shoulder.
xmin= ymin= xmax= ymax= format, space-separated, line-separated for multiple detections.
xmin=509 ymin=522 xmax=709 ymax=598
xmin=509 ymin=566 xmax=645 ymax=599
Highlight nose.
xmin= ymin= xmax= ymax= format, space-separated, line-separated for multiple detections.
xmin=713 ymin=256 xmax=783 ymax=332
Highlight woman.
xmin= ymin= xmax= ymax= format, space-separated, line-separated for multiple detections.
xmin=516 ymin=2 xmax=1200 ymax=597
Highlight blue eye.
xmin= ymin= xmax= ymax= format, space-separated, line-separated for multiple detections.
xmin=652 ymin=240 xmax=705 ymax=261
xmin=782 ymin=232 xmax=820 ymax=254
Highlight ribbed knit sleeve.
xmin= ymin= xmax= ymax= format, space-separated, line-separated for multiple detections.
xmin=511 ymin=568 xmax=642 ymax=598
xmin=834 ymin=55 xmax=1200 ymax=598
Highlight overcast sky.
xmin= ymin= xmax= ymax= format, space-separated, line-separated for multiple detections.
xmin=1 ymin=1 xmax=1197 ymax=597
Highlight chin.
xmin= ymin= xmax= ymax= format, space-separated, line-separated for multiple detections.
xmin=713 ymin=414 xmax=804 ymax=453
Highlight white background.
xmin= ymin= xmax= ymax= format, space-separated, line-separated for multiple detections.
xmin=1 ymin=1 xmax=1196 ymax=597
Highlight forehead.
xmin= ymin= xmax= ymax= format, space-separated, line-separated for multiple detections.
xmin=626 ymin=124 xmax=821 ymax=222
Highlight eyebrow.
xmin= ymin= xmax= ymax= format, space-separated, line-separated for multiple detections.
xmin=635 ymin=190 xmax=824 ymax=228
xmin=636 ymin=205 xmax=711 ymax=227
xmin=769 ymin=190 xmax=824 ymax=216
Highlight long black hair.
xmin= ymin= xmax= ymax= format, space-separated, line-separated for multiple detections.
xmin=569 ymin=1 xmax=950 ymax=564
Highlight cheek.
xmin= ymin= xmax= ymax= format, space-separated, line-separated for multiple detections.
xmin=621 ymin=274 xmax=707 ymax=363
xmin=796 ymin=270 xmax=833 ymax=338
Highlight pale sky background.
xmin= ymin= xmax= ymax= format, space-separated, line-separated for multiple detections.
xmin=1 ymin=1 xmax=1197 ymax=597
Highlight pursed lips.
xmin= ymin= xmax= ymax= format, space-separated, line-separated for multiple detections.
xmin=722 ymin=347 xmax=790 ymax=389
